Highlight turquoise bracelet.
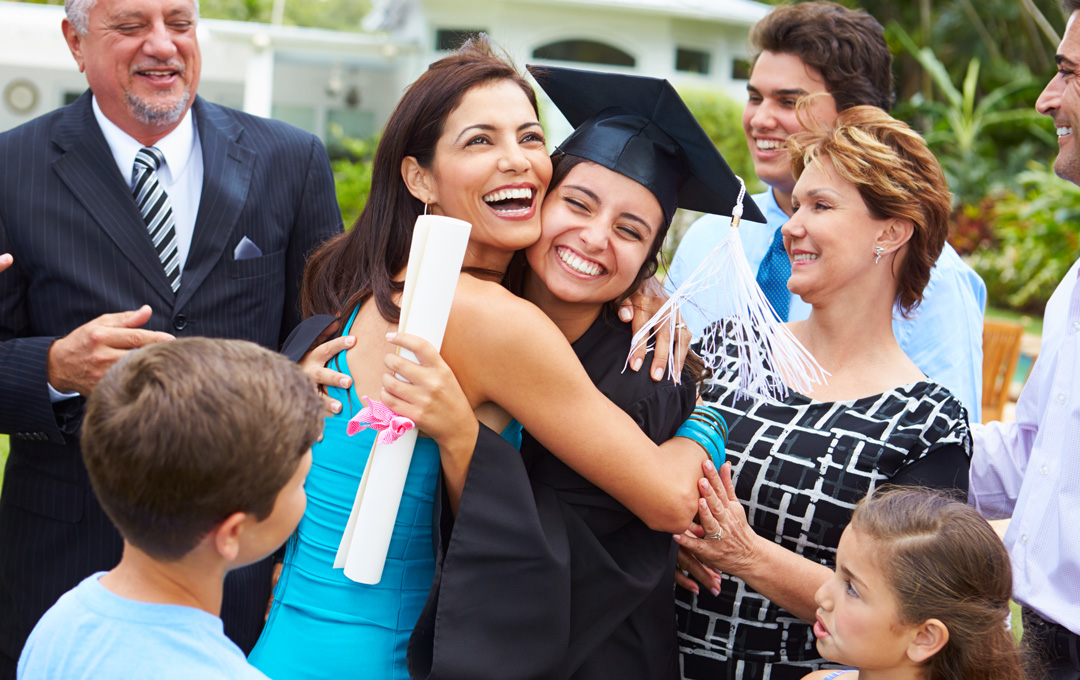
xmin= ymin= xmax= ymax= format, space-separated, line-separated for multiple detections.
xmin=675 ymin=406 xmax=728 ymax=469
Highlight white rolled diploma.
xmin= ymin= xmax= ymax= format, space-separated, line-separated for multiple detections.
xmin=334 ymin=214 xmax=472 ymax=584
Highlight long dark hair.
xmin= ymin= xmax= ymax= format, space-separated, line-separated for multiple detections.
xmin=301 ymin=35 xmax=538 ymax=323
xmin=851 ymin=487 xmax=1027 ymax=680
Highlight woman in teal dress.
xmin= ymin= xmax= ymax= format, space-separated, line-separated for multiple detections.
xmin=251 ymin=37 xmax=736 ymax=678
xmin=248 ymin=305 xmax=521 ymax=679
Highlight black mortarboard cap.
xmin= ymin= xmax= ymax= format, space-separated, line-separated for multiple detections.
xmin=528 ymin=64 xmax=765 ymax=225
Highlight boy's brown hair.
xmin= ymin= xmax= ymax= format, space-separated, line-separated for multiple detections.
xmin=82 ymin=338 xmax=322 ymax=561
xmin=750 ymin=1 xmax=894 ymax=112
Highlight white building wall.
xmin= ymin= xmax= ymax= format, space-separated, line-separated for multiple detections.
xmin=1 ymin=0 xmax=765 ymax=141
xmin=405 ymin=0 xmax=763 ymax=144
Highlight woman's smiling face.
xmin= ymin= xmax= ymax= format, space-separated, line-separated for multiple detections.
xmin=526 ymin=160 xmax=663 ymax=307
xmin=419 ymin=79 xmax=553 ymax=267
xmin=782 ymin=156 xmax=892 ymax=306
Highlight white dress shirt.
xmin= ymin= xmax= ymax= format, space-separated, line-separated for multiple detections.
xmin=667 ymin=188 xmax=987 ymax=420
xmin=92 ymin=96 xmax=203 ymax=272
xmin=971 ymin=258 xmax=1080 ymax=635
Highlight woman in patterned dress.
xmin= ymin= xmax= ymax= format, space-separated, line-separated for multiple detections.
xmin=674 ymin=105 xmax=972 ymax=680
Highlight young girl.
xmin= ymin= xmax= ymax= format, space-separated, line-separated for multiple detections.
xmin=805 ymin=487 xmax=1024 ymax=680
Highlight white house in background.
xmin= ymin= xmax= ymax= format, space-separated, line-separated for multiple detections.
xmin=0 ymin=0 xmax=768 ymax=143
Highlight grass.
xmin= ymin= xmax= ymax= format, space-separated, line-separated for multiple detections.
xmin=986 ymin=305 xmax=1043 ymax=338
xmin=0 ymin=434 xmax=6 ymax=492
xmin=1011 ymin=601 xmax=1024 ymax=642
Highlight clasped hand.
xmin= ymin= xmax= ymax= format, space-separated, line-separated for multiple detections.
xmin=673 ymin=460 xmax=759 ymax=596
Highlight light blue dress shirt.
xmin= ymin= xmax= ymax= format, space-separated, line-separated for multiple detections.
xmin=667 ymin=188 xmax=987 ymax=419
xmin=971 ymin=259 xmax=1080 ymax=635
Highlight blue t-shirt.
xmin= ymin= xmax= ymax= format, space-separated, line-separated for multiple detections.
xmin=668 ymin=188 xmax=987 ymax=420
xmin=18 ymin=573 xmax=269 ymax=680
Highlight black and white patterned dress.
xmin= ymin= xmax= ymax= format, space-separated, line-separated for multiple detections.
xmin=676 ymin=346 xmax=971 ymax=680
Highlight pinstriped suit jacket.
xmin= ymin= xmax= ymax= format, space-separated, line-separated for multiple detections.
xmin=0 ymin=91 xmax=343 ymax=670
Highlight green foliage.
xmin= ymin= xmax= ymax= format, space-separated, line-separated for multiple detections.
xmin=328 ymin=128 xmax=378 ymax=226
xmin=891 ymin=25 xmax=1052 ymax=208
xmin=0 ymin=435 xmax=7 ymax=493
xmin=664 ymin=88 xmax=763 ymax=262
xmin=676 ymin=87 xmax=763 ymax=196
xmin=199 ymin=0 xmax=372 ymax=31
xmin=966 ymin=163 xmax=1080 ymax=314
xmin=13 ymin=0 xmax=373 ymax=28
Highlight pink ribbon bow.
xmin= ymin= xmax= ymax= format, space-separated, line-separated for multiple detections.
xmin=346 ymin=397 xmax=415 ymax=445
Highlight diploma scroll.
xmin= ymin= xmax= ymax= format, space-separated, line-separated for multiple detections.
xmin=334 ymin=214 xmax=472 ymax=584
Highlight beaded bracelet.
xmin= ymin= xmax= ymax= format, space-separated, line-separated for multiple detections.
xmin=675 ymin=405 xmax=728 ymax=469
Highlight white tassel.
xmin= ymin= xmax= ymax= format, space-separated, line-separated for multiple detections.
xmin=627 ymin=178 xmax=828 ymax=402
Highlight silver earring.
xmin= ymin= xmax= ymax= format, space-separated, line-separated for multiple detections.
xmin=874 ymin=246 xmax=885 ymax=264
xmin=423 ymin=202 xmax=430 ymax=216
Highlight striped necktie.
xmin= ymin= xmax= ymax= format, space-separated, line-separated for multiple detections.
xmin=132 ymin=147 xmax=181 ymax=293
xmin=755 ymin=225 xmax=790 ymax=321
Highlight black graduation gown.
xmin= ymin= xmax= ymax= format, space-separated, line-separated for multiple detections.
xmin=408 ymin=314 xmax=697 ymax=680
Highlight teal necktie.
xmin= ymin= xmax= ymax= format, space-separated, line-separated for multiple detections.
xmin=755 ymin=226 xmax=790 ymax=321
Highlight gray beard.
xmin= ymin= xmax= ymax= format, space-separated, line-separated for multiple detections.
xmin=126 ymin=90 xmax=190 ymax=126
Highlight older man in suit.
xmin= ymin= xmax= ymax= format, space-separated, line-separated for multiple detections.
xmin=0 ymin=0 xmax=343 ymax=674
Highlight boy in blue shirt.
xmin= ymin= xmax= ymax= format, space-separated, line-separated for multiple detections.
xmin=18 ymin=338 xmax=322 ymax=679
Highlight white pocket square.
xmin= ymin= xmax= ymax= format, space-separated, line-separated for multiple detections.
xmin=233 ymin=236 xmax=263 ymax=260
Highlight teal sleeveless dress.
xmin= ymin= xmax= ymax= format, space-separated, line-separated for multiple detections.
xmin=249 ymin=306 xmax=522 ymax=679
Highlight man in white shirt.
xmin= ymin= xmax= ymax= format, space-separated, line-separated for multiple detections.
xmin=970 ymin=2 xmax=1080 ymax=676
xmin=668 ymin=1 xmax=987 ymax=419
xmin=0 ymin=0 xmax=342 ymax=674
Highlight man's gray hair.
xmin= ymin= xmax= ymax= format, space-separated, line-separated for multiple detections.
xmin=65 ymin=0 xmax=201 ymax=34
xmin=64 ymin=0 xmax=95 ymax=34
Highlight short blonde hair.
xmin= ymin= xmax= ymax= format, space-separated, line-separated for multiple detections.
xmin=787 ymin=105 xmax=951 ymax=317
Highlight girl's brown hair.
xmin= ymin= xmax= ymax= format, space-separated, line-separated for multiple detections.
xmin=787 ymin=104 xmax=951 ymax=317
xmin=850 ymin=487 xmax=1025 ymax=680
xmin=300 ymin=35 xmax=538 ymax=323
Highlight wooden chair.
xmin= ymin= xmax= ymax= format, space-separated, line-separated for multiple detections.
xmin=981 ymin=320 xmax=1025 ymax=423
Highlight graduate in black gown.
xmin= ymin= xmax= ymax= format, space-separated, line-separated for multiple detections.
xmin=381 ymin=66 xmax=760 ymax=680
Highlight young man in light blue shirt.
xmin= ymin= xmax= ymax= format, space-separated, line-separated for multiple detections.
xmin=668 ymin=1 xmax=986 ymax=419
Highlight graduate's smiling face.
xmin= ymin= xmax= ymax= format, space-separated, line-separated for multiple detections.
xmin=526 ymin=160 xmax=663 ymax=307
